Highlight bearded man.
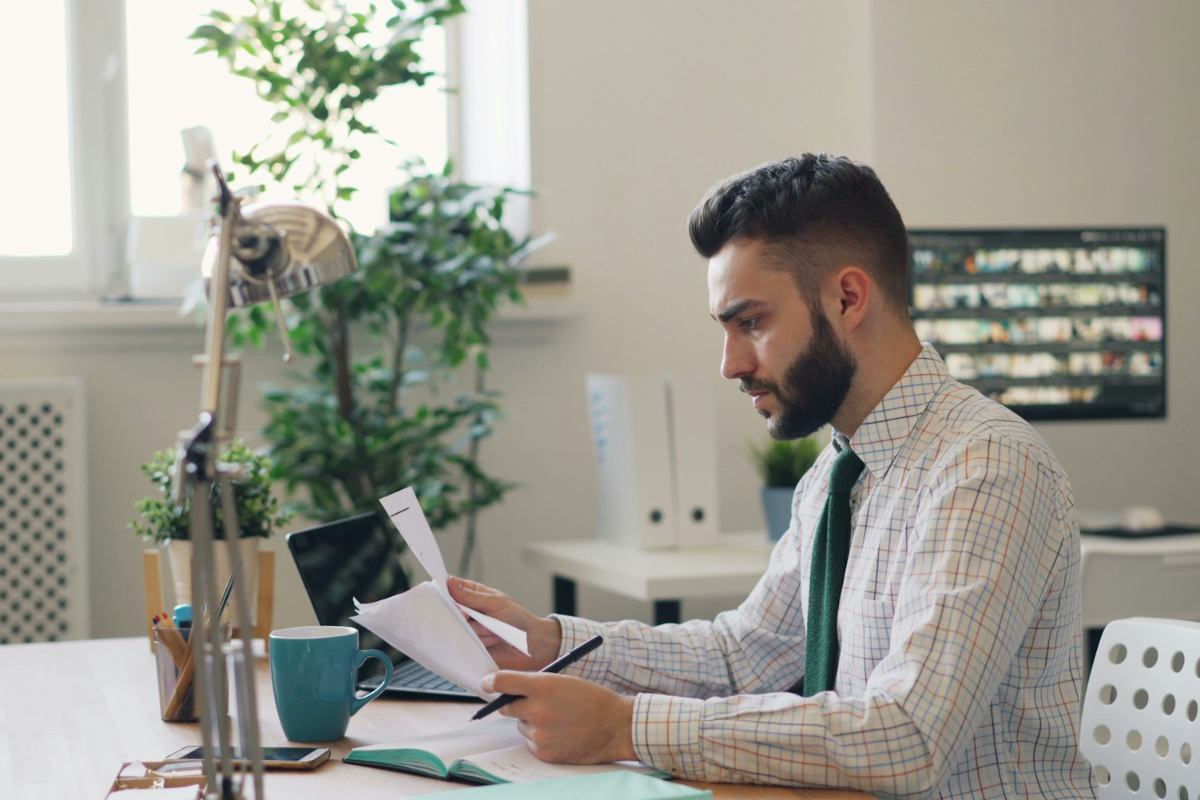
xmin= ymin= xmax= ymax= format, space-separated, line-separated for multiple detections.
xmin=450 ymin=154 xmax=1096 ymax=799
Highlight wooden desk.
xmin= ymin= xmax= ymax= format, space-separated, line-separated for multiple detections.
xmin=0 ymin=636 xmax=869 ymax=799
xmin=525 ymin=533 xmax=773 ymax=624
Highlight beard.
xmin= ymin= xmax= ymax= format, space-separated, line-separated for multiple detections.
xmin=741 ymin=306 xmax=857 ymax=440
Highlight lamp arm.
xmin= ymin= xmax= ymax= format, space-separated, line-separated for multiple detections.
xmin=175 ymin=161 xmax=266 ymax=800
xmin=173 ymin=164 xmax=356 ymax=799
xmin=200 ymin=165 xmax=238 ymax=417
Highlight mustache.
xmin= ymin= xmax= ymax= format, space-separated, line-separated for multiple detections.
xmin=739 ymin=379 xmax=778 ymax=395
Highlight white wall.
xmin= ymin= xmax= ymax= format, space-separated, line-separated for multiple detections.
xmin=2 ymin=0 xmax=1196 ymax=639
xmin=482 ymin=0 xmax=875 ymax=622
xmin=869 ymin=0 xmax=1200 ymax=517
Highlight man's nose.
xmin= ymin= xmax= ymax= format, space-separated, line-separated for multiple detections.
xmin=721 ymin=335 xmax=753 ymax=381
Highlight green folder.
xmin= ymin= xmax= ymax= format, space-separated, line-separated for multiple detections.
xmin=451 ymin=771 xmax=713 ymax=798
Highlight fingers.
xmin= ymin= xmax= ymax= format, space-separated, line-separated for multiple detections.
xmin=448 ymin=575 xmax=495 ymax=601
xmin=469 ymin=620 xmax=516 ymax=654
xmin=482 ymin=669 xmax=542 ymax=697
xmin=467 ymin=618 xmax=497 ymax=639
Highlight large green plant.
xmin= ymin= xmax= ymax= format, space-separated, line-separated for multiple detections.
xmin=256 ymin=163 xmax=533 ymax=531
xmin=191 ymin=0 xmax=537 ymax=574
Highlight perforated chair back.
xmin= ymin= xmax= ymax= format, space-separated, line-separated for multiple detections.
xmin=1081 ymin=617 xmax=1200 ymax=798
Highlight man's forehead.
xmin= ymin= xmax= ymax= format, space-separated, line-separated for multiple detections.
xmin=708 ymin=241 xmax=794 ymax=311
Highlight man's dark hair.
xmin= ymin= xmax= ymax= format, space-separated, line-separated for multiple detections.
xmin=688 ymin=153 xmax=910 ymax=315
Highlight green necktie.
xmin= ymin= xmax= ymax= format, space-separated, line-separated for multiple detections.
xmin=802 ymin=446 xmax=866 ymax=697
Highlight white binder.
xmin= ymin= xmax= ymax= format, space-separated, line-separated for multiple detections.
xmin=586 ymin=374 xmax=676 ymax=549
xmin=666 ymin=373 xmax=721 ymax=548
xmin=586 ymin=373 xmax=722 ymax=550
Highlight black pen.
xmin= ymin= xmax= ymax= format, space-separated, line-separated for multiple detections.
xmin=471 ymin=635 xmax=604 ymax=721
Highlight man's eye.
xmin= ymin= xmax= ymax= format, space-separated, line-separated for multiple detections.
xmin=741 ymin=317 xmax=760 ymax=330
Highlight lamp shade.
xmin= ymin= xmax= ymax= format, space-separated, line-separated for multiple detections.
xmin=200 ymin=201 xmax=357 ymax=308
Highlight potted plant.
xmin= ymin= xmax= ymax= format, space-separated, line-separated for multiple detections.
xmin=131 ymin=439 xmax=293 ymax=615
xmin=190 ymin=1 xmax=542 ymax=577
xmin=748 ymin=437 xmax=821 ymax=541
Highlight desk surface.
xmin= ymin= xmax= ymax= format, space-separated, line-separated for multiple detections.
xmin=0 ymin=636 xmax=870 ymax=800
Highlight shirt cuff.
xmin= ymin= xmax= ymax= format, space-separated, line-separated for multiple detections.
xmin=549 ymin=614 xmax=611 ymax=681
xmin=631 ymin=692 xmax=706 ymax=780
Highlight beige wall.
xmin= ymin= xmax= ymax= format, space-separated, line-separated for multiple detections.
xmin=869 ymin=0 xmax=1200 ymax=515
xmin=2 ymin=0 xmax=1196 ymax=639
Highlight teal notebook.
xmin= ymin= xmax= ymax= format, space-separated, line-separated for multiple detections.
xmin=345 ymin=717 xmax=669 ymax=785
xmin=458 ymin=771 xmax=713 ymax=798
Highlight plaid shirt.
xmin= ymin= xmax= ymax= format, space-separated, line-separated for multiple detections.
xmin=556 ymin=345 xmax=1096 ymax=799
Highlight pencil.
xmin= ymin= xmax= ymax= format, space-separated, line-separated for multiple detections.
xmin=154 ymin=615 xmax=188 ymax=666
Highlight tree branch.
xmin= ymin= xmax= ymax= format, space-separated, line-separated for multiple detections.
xmin=388 ymin=315 xmax=410 ymax=416
xmin=458 ymin=366 xmax=485 ymax=577
xmin=329 ymin=301 xmax=375 ymax=503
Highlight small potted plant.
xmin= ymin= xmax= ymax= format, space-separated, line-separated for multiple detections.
xmin=131 ymin=439 xmax=293 ymax=616
xmin=748 ymin=437 xmax=822 ymax=541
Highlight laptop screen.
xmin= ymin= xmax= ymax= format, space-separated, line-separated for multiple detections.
xmin=286 ymin=512 xmax=411 ymax=676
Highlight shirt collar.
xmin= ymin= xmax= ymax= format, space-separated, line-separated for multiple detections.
xmin=835 ymin=343 xmax=949 ymax=477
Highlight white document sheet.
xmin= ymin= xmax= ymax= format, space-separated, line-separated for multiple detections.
xmin=349 ymin=487 xmax=528 ymax=699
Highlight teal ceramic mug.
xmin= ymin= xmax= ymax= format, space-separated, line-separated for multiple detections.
xmin=269 ymin=625 xmax=393 ymax=742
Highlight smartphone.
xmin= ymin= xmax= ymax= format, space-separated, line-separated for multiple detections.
xmin=163 ymin=746 xmax=330 ymax=770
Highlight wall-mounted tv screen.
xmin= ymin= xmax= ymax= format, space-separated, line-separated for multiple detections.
xmin=908 ymin=228 xmax=1166 ymax=421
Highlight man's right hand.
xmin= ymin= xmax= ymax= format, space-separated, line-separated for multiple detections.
xmin=448 ymin=576 xmax=563 ymax=671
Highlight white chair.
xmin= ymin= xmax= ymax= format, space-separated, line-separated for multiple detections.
xmin=1081 ymin=617 xmax=1200 ymax=798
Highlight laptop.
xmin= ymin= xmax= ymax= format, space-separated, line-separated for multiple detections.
xmin=286 ymin=512 xmax=479 ymax=701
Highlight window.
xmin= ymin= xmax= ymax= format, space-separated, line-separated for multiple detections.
xmin=0 ymin=0 xmax=107 ymax=295
xmin=1 ymin=0 xmax=460 ymax=298
xmin=125 ymin=0 xmax=449 ymax=234
xmin=0 ymin=1 xmax=74 ymax=259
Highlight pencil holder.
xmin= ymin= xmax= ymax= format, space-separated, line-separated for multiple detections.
xmin=154 ymin=623 xmax=230 ymax=722
xmin=154 ymin=626 xmax=197 ymax=722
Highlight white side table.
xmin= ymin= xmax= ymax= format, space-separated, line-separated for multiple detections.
xmin=524 ymin=532 xmax=774 ymax=624
xmin=1079 ymin=530 xmax=1200 ymax=666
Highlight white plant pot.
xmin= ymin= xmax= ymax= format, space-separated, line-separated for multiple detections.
xmin=164 ymin=537 xmax=260 ymax=626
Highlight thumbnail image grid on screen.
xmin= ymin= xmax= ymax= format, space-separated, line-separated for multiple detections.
xmin=907 ymin=228 xmax=1166 ymax=421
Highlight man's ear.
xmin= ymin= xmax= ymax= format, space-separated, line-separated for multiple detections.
xmin=828 ymin=266 xmax=871 ymax=332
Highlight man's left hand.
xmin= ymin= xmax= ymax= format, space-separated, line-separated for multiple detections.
xmin=481 ymin=671 xmax=637 ymax=764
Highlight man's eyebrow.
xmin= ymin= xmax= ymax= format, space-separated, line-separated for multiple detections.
xmin=713 ymin=299 xmax=767 ymax=323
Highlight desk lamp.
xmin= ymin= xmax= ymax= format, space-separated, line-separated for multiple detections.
xmin=179 ymin=164 xmax=356 ymax=800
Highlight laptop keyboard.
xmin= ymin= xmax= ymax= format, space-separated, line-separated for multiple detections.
xmin=356 ymin=658 xmax=471 ymax=695
xmin=389 ymin=660 xmax=467 ymax=692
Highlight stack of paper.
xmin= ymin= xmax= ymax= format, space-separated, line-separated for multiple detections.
xmin=350 ymin=487 xmax=530 ymax=699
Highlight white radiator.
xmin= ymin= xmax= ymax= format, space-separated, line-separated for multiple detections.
xmin=0 ymin=378 xmax=89 ymax=643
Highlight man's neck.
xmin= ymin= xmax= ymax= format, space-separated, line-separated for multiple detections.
xmin=832 ymin=333 xmax=923 ymax=440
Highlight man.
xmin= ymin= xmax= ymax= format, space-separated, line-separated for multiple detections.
xmin=448 ymin=154 xmax=1096 ymax=798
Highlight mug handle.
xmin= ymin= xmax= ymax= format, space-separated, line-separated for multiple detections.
xmin=350 ymin=649 xmax=393 ymax=717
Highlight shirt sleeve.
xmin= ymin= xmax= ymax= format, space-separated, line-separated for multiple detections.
xmin=549 ymin=457 xmax=830 ymax=699
xmin=551 ymin=545 xmax=809 ymax=699
xmin=621 ymin=437 xmax=1071 ymax=797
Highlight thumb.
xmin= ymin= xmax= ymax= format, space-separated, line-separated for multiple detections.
xmin=448 ymin=575 xmax=495 ymax=606
xmin=483 ymin=669 xmax=537 ymax=696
